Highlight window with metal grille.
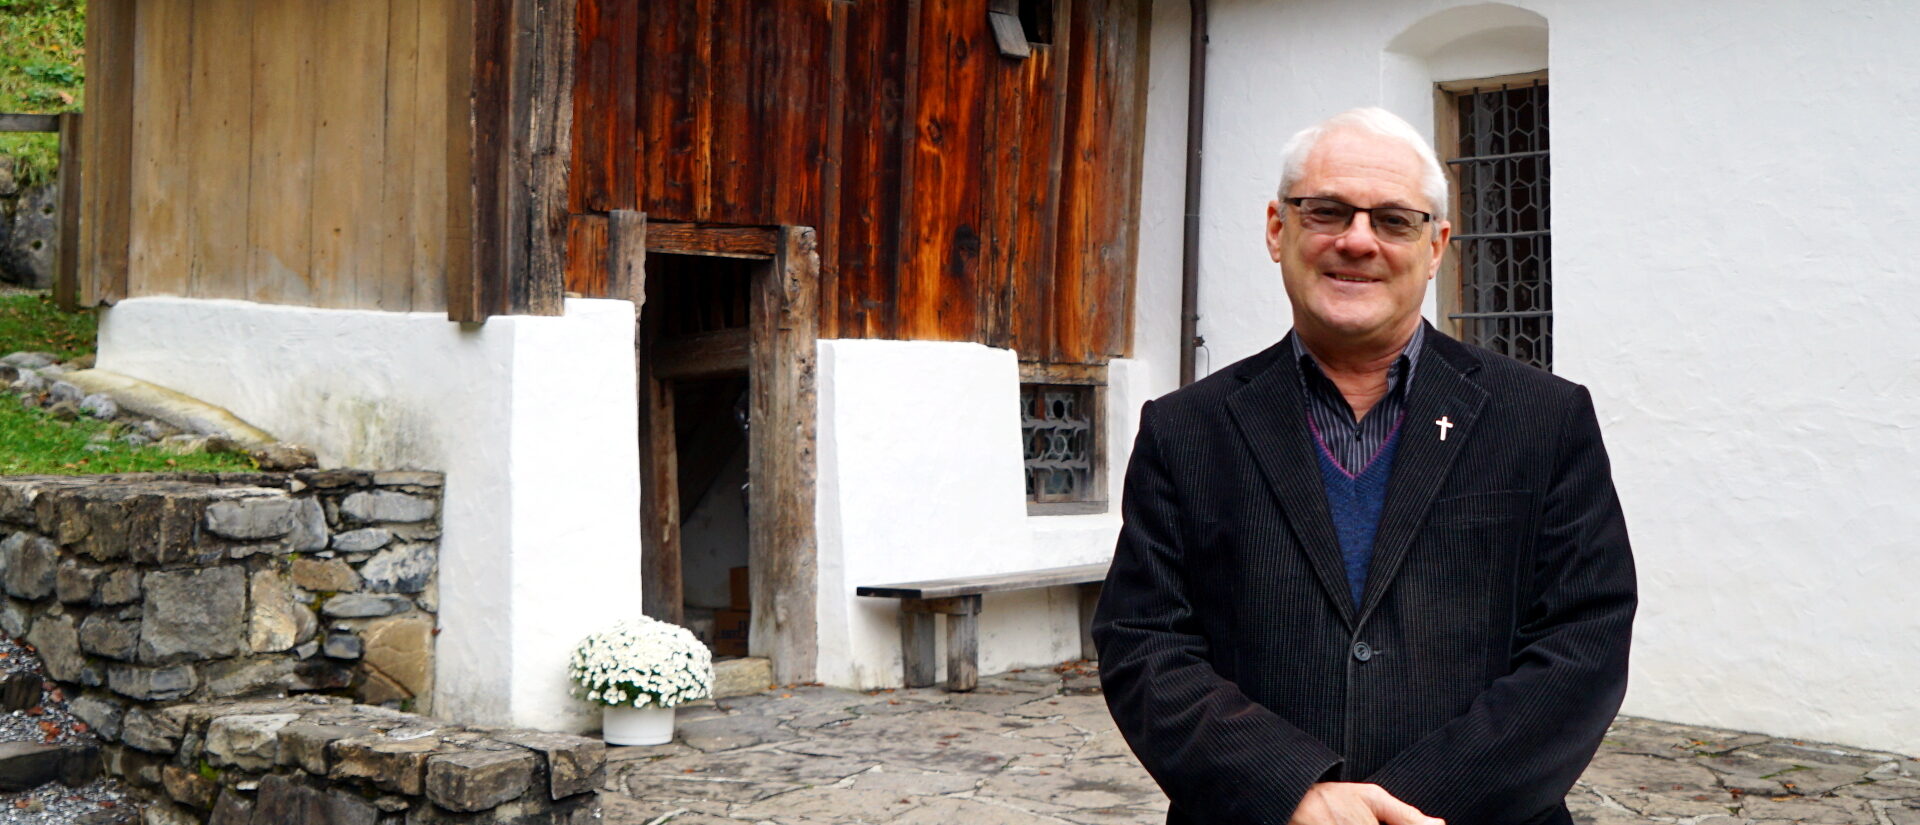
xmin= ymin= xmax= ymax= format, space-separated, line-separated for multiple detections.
xmin=1439 ymin=74 xmax=1551 ymax=371
xmin=1018 ymin=364 xmax=1107 ymax=514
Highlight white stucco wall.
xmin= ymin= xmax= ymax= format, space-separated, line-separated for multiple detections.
xmin=1163 ymin=0 xmax=1920 ymax=754
xmin=813 ymin=339 xmax=1149 ymax=689
xmin=96 ymin=297 xmax=643 ymax=733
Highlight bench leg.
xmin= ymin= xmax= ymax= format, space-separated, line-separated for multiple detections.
xmin=900 ymin=606 xmax=937 ymax=688
xmin=945 ymin=595 xmax=982 ymax=692
xmin=1078 ymin=581 xmax=1102 ymax=661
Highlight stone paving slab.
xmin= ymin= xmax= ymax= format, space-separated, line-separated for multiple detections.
xmin=601 ymin=669 xmax=1920 ymax=825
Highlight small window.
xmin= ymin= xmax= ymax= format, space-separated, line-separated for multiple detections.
xmin=1438 ymin=73 xmax=1551 ymax=371
xmin=1019 ymin=364 xmax=1106 ymax=515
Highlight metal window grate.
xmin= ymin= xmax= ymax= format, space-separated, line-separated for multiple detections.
xmin=1448 ymin=80 xmax=1551 ymax=371
xmin=1021 ymin=384 xmax=1093 ymax=502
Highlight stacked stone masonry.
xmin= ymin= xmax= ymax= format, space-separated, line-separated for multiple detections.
xmin=0 ymin=471 xmax=606 ymax=823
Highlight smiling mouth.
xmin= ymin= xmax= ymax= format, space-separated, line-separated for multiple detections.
xmin=1324 ymin=271 xmax=1378 ymax=283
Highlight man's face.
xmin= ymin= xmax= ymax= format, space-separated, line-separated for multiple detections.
xmin=1266 ymin=128 xmax=1450 ymax=349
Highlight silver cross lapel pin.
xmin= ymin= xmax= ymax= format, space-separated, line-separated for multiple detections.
xmin=1435 ymin=416 xmax=1454 ymax=442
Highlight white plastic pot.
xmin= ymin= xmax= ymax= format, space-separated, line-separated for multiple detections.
xmin=602 ymin=702 xmax=675 ymax=746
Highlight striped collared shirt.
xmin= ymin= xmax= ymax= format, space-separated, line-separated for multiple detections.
xmin=1290 ymin=324 xmax=1425 ymax=475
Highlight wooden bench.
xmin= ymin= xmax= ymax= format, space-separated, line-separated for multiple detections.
xmin=856 ymin=563 xmax=1108 ymax=692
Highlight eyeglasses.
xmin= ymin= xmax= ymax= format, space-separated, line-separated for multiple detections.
xmin=1284 ymin=197 xmax=1434 ymax=243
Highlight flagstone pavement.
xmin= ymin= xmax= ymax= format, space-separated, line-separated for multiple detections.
xmin=600 ymin=667 xmax=1920 ymax=825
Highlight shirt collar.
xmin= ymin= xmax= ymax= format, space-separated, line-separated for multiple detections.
xmin=1290 ymin=322 xmax=1425 ymax=391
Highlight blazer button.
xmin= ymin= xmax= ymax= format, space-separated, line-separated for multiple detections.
xmin=1352 ymin=642 xmax=1373 ymax=662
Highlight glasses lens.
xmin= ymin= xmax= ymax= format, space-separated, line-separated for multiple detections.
xmin=1371 ymin=208 xmax=1425 ymax=242
xmin=1296 ymin=199 xmax=1352 ymax=232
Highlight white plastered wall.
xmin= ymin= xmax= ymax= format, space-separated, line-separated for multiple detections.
xmin=1170 ymin=0 xmax=1920 ymax=755
xmin=812 ymin=339 xmax=1150 ymax=689
xmin=97 ymin=297 xmax=643 ymax=733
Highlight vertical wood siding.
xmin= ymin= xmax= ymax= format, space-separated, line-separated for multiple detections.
xmin=84 ymin=0 xmax=454 ymax=311
xmin=566 ymin=0 xmax=1148 ymax=364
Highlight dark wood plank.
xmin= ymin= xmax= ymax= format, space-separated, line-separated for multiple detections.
xmin=898 ymin=0 xmax=987 ymax=342
xmin=646 ymin=222 xmax=779 ymax=259
xmin=831 ymin=0 xmax=908 ymax=339
xmin=855 ymin=562 xmax=1110 ymax=599
xmin=818 ymin=0 xmax=848 ymax=340
xmin=569 ymin=0 xmax=637 ymax=214
xmin=994 ymin=7 xmax=1068 ymax=357
xmin=651 ymin=327 xmax=748 ymax=380
xmin=565 ymin=212 xmax=608 ymax=297
xmin=901 ymin=611 xmax=937 ymax=688
xmin=749 ymin=225 xmax=821 ymax=683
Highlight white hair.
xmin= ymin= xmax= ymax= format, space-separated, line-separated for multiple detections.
xmin=1277 ymin=107 xmax=1449 ymax=223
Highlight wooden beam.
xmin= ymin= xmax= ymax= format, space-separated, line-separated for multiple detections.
xmin=651 ymin=328 xmax=750 ymax=381
xmin=607 ymin=209 xmax=646 ymax=305
xmin=748 ymin=226 xmax=821 ymax=683
xmin=526 ymin=0 xmax=576 ymax=316
xmin=646 ymin=222 xmax=780 ymax=260
xmin=0 ymin=114 xmax=58 ymax=133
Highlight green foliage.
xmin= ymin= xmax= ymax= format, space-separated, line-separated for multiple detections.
xmin=0 ymin=291 xmax=94 ymax=360
xmin=0 ymin=0 xmax=85 ymax=187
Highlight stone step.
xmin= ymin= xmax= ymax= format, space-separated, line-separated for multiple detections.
xmin=712 ymin=657 xmax=773 ymax=699
xmin=0 ymin=741 xmax=99 ymax=793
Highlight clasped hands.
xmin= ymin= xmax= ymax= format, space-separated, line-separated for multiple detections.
xmin=1288 ymin=782 xmax=1445 ymax=825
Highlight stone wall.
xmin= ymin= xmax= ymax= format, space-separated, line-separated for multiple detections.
xmin=0 ymin=471 xmax=606 ymax=822
xmin=0 ymin=471 xmax=442 ymax=715
xmin=0 ymin=158 xmax=56 ymax=289
xmin=112 ymin=695 xmax=601 ymax=824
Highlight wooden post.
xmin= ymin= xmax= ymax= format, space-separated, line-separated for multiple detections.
xmin=80 ymin=0 xmax=135 ymax=306
xmin=748 ymin=226 xmax=821 ymax=683
xmin=900 ymin=609 xmax=937 ymax=688
xmin=943 ymin=595 xmax=982 ymax=692
xmin=637 ymin=290 xmax=683 ymax=624
xmin=53 ymin=113 xmax=83 ymax=311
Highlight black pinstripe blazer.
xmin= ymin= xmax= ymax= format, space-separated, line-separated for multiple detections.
xmin=1093 ymin=326 xmax=1636 ymax=825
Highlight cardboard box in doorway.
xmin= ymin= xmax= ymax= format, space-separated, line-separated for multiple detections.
xmin=714 ymin=608 xmax=750 ymax=658
xmin=728 ymin=566 xmax=750 ymax=610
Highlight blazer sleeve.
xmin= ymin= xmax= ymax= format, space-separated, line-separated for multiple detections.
xmin=1093 ymin=400 xmax=1344 ymax=824
xmin=1366 ymin=385 xmax=1638 ymax=821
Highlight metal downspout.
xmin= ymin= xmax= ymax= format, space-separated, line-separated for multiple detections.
xmin=1178 ymin=0 xmax=1208 ymax=385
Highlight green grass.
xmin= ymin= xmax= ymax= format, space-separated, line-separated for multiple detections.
xmin=0 ymin=401 xmax=254 ymax=475
xmin=0 ymin=290 xmax=94 ymax=359
xmin=0 ymin=0 xmax=85 ymax=188
xmin=1 ymin=290 xmax=255 ymax=475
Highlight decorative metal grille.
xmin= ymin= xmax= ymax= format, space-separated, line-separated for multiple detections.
xmin=1021 ymin=384 xmax=1093 ymax=502
xmin=1449 ymin=79 xmax=1551 ymax=371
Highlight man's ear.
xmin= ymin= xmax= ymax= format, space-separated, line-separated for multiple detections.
xmin=1266 ymin=200 xmax=1286 ymax=262
xmin=1426 ymin=219 xmax=1452 ymax=278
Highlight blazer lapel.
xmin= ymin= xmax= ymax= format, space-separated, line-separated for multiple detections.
xmin=1355 ymin=330 xmax=1490 ymax=624
xmin=1226 ymin=344 xmax=1356 ymax=629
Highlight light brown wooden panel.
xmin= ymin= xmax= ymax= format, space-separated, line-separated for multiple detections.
xmin=185 ymin=0 xmax=253 ymax=301
xmin=379 ymin=0 xmax=422 ymax=311
xmin=247 ymin=0 xmax=320 ymax=305
xmin=128 ymin=0 xmax=194 ymax=297
xmin=310 ymin=0 xmax=391 ymax=308
xmin=79 ymin=0 xmax=136 ymax=306
xmin=411 ymin=0 xmax=452 ymax=310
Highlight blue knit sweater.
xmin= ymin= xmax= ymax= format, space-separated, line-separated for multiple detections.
xmin=1313 ymin=415 xmax=1404 ymax=609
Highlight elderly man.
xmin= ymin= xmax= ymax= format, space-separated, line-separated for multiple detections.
xmin=1093 ymin=107 xmax=1636 ymax=825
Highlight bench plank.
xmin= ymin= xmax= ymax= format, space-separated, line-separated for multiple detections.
xmin=856 ymin=563 xmax=1109 ymax=600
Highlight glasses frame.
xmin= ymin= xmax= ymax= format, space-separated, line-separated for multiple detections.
xmin=1283 ymin=197 xmax=1435 ymax=243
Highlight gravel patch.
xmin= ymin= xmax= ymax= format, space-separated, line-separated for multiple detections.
xmin=0 ymin=635 xmax=134 ymax=825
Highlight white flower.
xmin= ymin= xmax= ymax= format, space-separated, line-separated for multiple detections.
xmin=568 ymin=617 xmax=716 ymax=709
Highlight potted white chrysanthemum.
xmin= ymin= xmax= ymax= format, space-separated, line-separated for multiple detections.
xmin=568 ymin=617 xmax=715 ymax=745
